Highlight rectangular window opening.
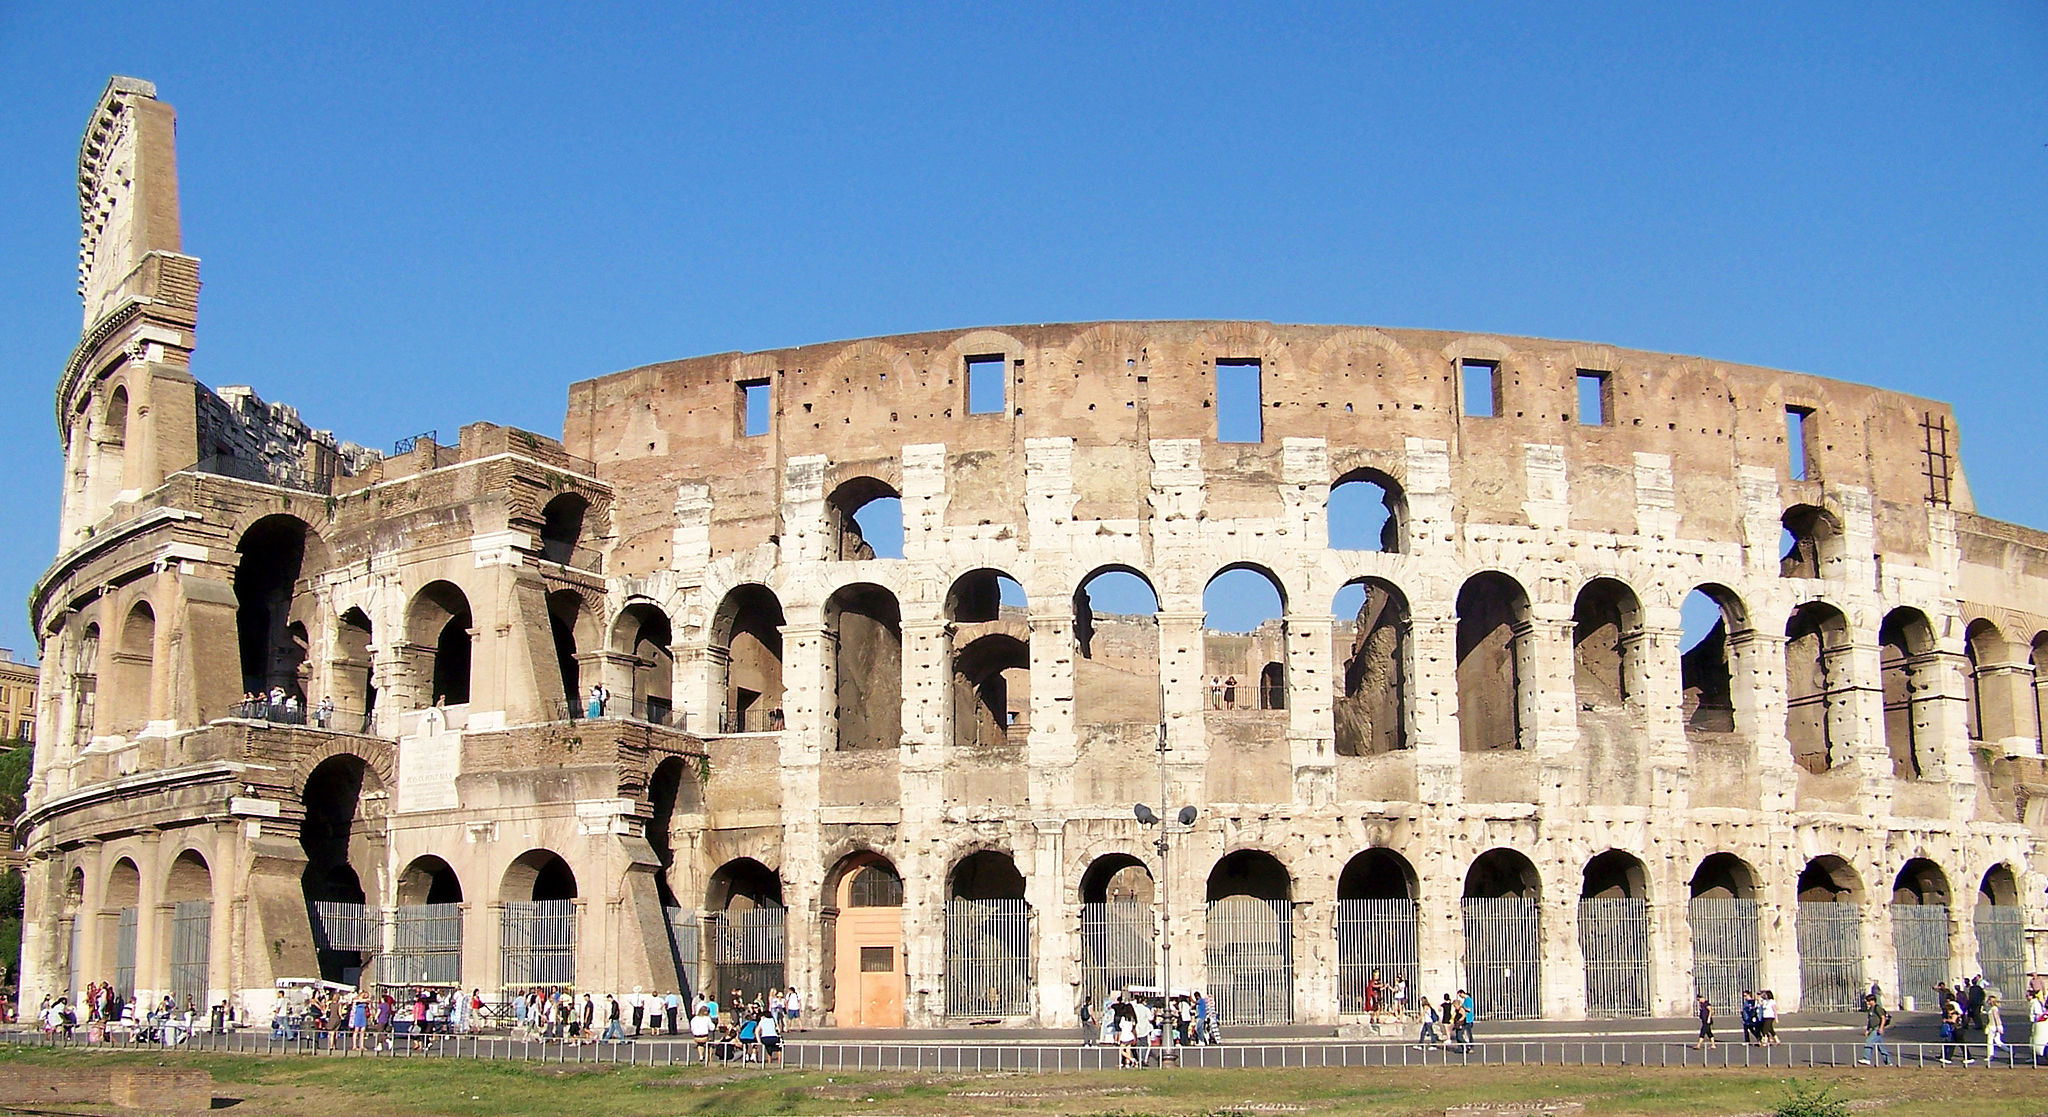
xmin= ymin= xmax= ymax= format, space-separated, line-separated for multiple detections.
xmin=1787 ymin=405 xmax=1814 ymax=481
xmin=1216 ymin=358 xmax=1263 ymax=443
xmin=1461 ymin=359 xmax=1500 ymax=418
xmin=1576 ymin=370 xmax=1611 ymax=426
xmin=860 ymin=946 xmax=894 ymax=972
xmin=966 ymin=354 xmax=1007 ymax=415
xmin=739 ymin=379 xmax=772 ymax=437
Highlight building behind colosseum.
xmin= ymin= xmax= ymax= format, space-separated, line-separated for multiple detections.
xmin=21 ymin=77 xmax=2048 ymax=1027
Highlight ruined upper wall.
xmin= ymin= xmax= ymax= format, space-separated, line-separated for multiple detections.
xmin=565 ymin=321 xmax=1973 ymax=573
xmin=77 ymin=77 xmax=182 ymax=332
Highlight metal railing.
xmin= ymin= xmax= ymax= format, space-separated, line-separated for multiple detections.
xmin=1798 ymin=902 xmax=1864 ymax=1011
xmin=1079 ymin=900 xmax=1155 ymax=1010
xmin=390 ymin=903 xmax=463 ymax=986
xmin=945 ymin=898 xmax=1030 ymax=1017
xmin=1976 ymin=905 xmax=2025 ymax=999
xmin=718 ymin=708 xmax=784 ymax=734
xmin=1891 ymin=904 xmax=1950 ymax=1004
xmin=1463 ymin=897 xmax=1541 ymax=1021
xmin=501 ymin=900 xmax=576 ymax=989
xmin=562 ymin=699 xmax=680 ymax=728
xmin=1688 ymin=898 xmax=1761 ymax=1010
xmin=1334 ymin=899 xmax=1419 ymax=1015
xmin=1206 ymin=897 xmax=1294 ymax=1025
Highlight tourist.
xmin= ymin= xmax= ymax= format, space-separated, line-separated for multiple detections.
xmin=1223 ymin=676 xmax=1237 ymax=709
xmin=1940 ymin=999 xmax=1966 ymax=1064
xmin=757 ymin=1005 xmax=782 ymax=1065
xmin=1391 ymin=974 xmax=1409 ymax=1023
xmin=1692 ymin=994 xmax=1716 ymax=1049
xmin=1209 ymin=676 xmax=1223 ymax=709
xmin=2028 ymin=988 xmax=2048 ymax=1065
xmin=1858 ymin=993 xmax=1893 ymax=1066
xmin=1364 ymin=968 xmax=1383 ymax=1026
xmin=1457 ymin=989 xmax=1475 ymax=1047
xmin=601 ymin=994 xmax=624 ymax=1042
xmin=315 ymin=696 xmax=333 ymax=728
xmin=1757 ymin=989 xmax=1780 ymax=1045
xmin=1415 ymin=995 xmax=1443 ymax=1048
xmin=1112 ymin=995 xmax=1137 ymax=1067
xmin=1077 ymin=995 xmax=1094 ymax=1044
xmin=785 ymin=986 xmax=804 ymax=1032
xmin=769 ymin=987 xmax=786 ymax=1034
xmin=1981 ymin=992 xmax=2007 ymax=1064
xmin=690 ymin=1005 xmax=714 ymax=1063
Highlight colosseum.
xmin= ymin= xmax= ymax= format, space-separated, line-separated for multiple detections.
xmin=20 ymin=77 xmax=2048 ymax=1029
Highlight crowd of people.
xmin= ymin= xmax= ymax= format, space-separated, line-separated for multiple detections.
xmin=35 ymin=984 xmax=230 ymax=1045
xmin=1858 ymin=976 xmax=2048 ymax=1066
xmin=506 ymin=984 xmax=803 ymax=1065
xmin=1076 ymin=990 xmax=1221 ymax=1065
xmin=234 ymin=686 xmax=335 ymax=728
xmin=272 ymin=987 xmax=485 ymax=1049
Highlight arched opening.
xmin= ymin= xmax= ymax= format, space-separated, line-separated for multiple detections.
xmin=499 ymin=851 xmax=576 ymax=993
xmin=101 ymin=385 xmax=129 ymax=451
xmin=1328 ymin=468 xmax=1405 ymax=552
xmin=707 ymin=858 xmax=787 ymax=1006
xmin=1203 ymin=565 xmax=1287 ymax=713
xmin=1784 ymin=602 xmax=1850 ymax=772
xmin=1679 ymin=585 xmax=1748 ymax=735
xmin=235 ymin=516 xmax=320 ymax=701
xmin=1891 ymin=858 xmax=1952 ymax=1004
xmin=1079 ymin=855 xmax=1155 ymax=1007
xmin=826 ymin=477 xmax=904 ymax=561
xmin=407 ymin=582 xmax=472 ymax=708
xmin=1879 ymin=608 xmax=1938 ymax=779
xmin=1578 ymin=851 xmax=1650 ymax=1016
xmin=333 ymin=608 xmax=375 ymax=731
xmin=1976 ymin=864 xmax=2024 ymax=996
xmin=1965 ymin=620 xmax=2027 ymax=746
xmin=539 ymin=493 xmax=589 ymax=565
xmin=1462 ymin=848 xmax=1541 ymax=1020
xmin=946 ymin=851 xmax=1030 ymax=1016
xmin=103 ymin=858 xmax=140 ymax=1001
xmin=1456 ymin=573 xmax=1529 ymax=751
xmin=300 ymin=754 xmax=376 ymax=984
xmin=111 ymin=602 xmax=156 ymax=733
xmin=1572 ymin=578 xmax=1641 ymax=710
xmin=826 ymin=853 xmax=905 ymax=1028
xmin=1688 ymin=853 xmax=1761 ymax=1010
xmin=827 ymin=582 xmax=902 ymax=750
xmin=1335 ymin=849 xmax=1418 ymax=1015
xmin=1332 ymin=579 xmax=1408 ymax=755
xmin=712 ymin=585 xmax=784 ymax=733
xmin=1779 ymin=504 xmax=1838 ymax=579
xmin=1205 ymin=850 xmax=1294 ymax=1025
xmin=613 ymin=604 xmax=675 ymax=725
xmin=164 ymin=850 xmax=212 ymax=1011
xmin=1074 ymin=567 xmax=1161 ymax=726
xmin=947 ymin=570 xmax=1029 ymax=749
xmin=93 ymin=385 xmax=130 ymax=498
xmin=1796 ymin=856 xmax=1866 ymax=1010
xmin=392 ymin=856 xmax=462 ymax=986
xmin=547 ymin=590 xmax=591 ymax=715
xmin=62 ymin=868 xmax=84 ymax=1006
xmin=73 ymin=623 xmax=101 ymax=743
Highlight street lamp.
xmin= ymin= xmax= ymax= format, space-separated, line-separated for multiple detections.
xmin=1135 ymin=717 xmax=1198 ymax=1064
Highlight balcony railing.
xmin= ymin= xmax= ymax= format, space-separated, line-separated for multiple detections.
xmin=718 ymin=707 xmax=784 ymax=734
xmin=231 ymin=699 xmax=372 ymax=733
xmin=560 ymin=698 xmax=681 ymax=730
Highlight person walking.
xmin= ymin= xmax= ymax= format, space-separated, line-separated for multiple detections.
xmin=1858 ymin=994 xmax=1893 ymax=1066
xmin=1981 ymin=992 xmax=2007 ymax=1064
xmin=1077 ymin=996 xmax=1094 ymax=1045
xmin=1692 ymin=994 xmax=1716 ymax=1049
xmin=601 ymin=994 xmax=624 ymax=1042
xmin=2028 ymin=988 xmax=2048 ymax=1065
xmin=786 ymin=987 xmax=804 ymax=1032
xmin=1940 ymin=999 xmax=1966 ymax=1063
xmin=1739 ymin=991 xmax=1759 ymax=1045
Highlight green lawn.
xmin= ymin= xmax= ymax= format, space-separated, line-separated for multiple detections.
xmin=0 ymin=1045 xmax=2042 ymax=1116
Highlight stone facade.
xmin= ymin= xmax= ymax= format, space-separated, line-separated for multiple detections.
xmin=21 ymin=78 xmax=2048 ymax=1028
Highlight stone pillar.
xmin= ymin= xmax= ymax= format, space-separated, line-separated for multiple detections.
xmin=1634 ymin=619 xmax=1691 ymax=813
xmin=1284 ymin=611 xmax=1335 ymax=802
xmin=1832 ymin=636 xmax=1891 ymax=811
xmin=1408 ymin=603 xmax=1461 ymax=803
xmin=133 ymin=831 xmax=164 ymax=1005
xmin=1525 ymin=615 xmax=1577 ymax=810
xmin=1156 ymin=606 xmax=1206 ymax=808
xmin=1758 ymin=871 xmax=1803 ymax=1012
xmin=1738 ymin=631 xmax=1798 ymax=812
xmin=1029 ymin=820 xmax=1070 ymax=1026
xmin=480 ymin=901 xmax=505 ymax=1002
xmin=1543 ymin=872 xmax=1582 ymax=1019
xmin=1026 ymin=609 xmax=1077 ymax=808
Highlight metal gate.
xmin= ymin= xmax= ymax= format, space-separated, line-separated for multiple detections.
xmin=1206 ymin=896 xmax=1294 ymax=1025
xmin=1892 ymin=903 xmax=1951 ymax=1004
xmin=312 ymin=901 xmax=381 ymax=951
xmin=1797 ymin=902 xmax=1863 ymax=1010
xmin=1335 ymin=899 xmax=1419 ymax=1014
xmin=1688 ymin=898 xmax=1760 ymax=1009
xmin=169 ymin=899 xmax=211 ymax=1009
xmin=390 ymin=903 xmax=462 ymax=985
xmin=1462 ymin=897 xmax=1540 ymax=1021
xmin=114 ymin=908 xmax=137 ymax=1001
xmin=1080 ymin=900 xmax=1156 ymax=1008
xmin=1976 ymin=904 xmax=2024 ymax=997
xmin=1578 ymin=898 xmax=1650 ymax=1017
xmin=711 ymin=907 xmax=786 ymax=1006
xmin=500 ymin=899 xmax=576 ymax=989
xmin=945 ymin=898 xmax=1031 ymax=1017
xmin=664 ymin=906 xmax=701 ymax=1002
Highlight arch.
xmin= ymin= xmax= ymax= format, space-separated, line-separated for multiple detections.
xmin=547 ymin=589 xmax=593 ymax=712
xmin=1680 ymin=584 xmax=1749 ymax=735
xmin=407 ymin=581 xmax=473 ymax=707
xmin=501 ymin=849 xmax=577 ymax=902
xmin=1976 ymin=863 xmax=2026 ymax=996
xmin=298 ymin=754 xmax=372 ymax=906
xmin=826 ymin=582 xmax=902 ymax=750
xmin=1572 ymin=578 xmax=1641 ymax=709
xmin=396 ymin=856 xmax=463 ymax=906
xmin=1333 ymin=578 xmax=1409 ymax=755
xmin=826 ymin=477 xmax=904 ymax=561
xmin=825 ymin=851 xmax=904 ymax=1027
xmin=101 ymin=385 xmax=129 ymax=449
xmin=1687 ymin=853 xmax=1762 ymax=1012
xmin=948 ymin=850 xmax=1026 ymax=901
xmin=1878 ymin=608 xmax=1938 ymax=779
xmin=1978 ymin=863 xmax=2020 ymax=908
xmin=1204 ymin=564 xmax=1287 ymax=712
xmin=110 ymin=600 xmax=155 ymax=732
xmin=1463 ymin=848 xmax=1541 ymax=1020
xmin=832 ymin=852 xmax=904 ymax=910
xmin=1336 ymin=851 xmax=1423 ymax=1015
xmin=1779 ymin=504 xmax=1839 ymax=579
xmin=711 ymin=584 xmax=784 ymax=733
xmin=945 ymin=568 xmax=1027 ymax=623
xmin=645 ymin=755 xmax=696 ymax=907
xmin=1078 ymin=854 xmax=1155 ymax=1007
xmin=952 ymin=633 xmax=1029 ymax=748
xmin=1965 ymin=618 xmax=2026 ymax=745
xmin=1207 ymin=849 xmax=1292 ymax=902
xmin=1890 ymin=857 xmax=1953 ymax=1006
xmin=1689 ymin=853 xmax=1759 ymax=901
xmin=234 ymin=515 xmax=322 ymax=700
xmin=539 ymin=492 xmax=589 ymax=565
xmin=1784 ymin=601 xmax=1850 ymax=772
xmin=1206 ymin=850 xmax=1295 ymax=1025
xmin=1797 ymin=855 xmax=1865 ymax=1011
xmin=103 ymin=857 xmax=141 ymax=998
xmin=706 ymin=857 xmax=788 ymax=1006
xmin=1456 ymin=573 xmax=1530 ymax=751
xmin=944 ymin=850 xmax=1029 ymax=1016
xmin=1891 ymin=857 xmax=1950 ymax=906
xmin=1079 ymin=853 xmax=1154 ymax=905
xmin=1580 ymin=849 xmax=1648 ymax=900
xmin=332 ymin=607 xmax=375 ymax=729
xmin=1799 ymin=856 xmax=1866 ymax=903
xmin=707 ymin=857 xmax=785 ymax=912
xmin=1465 ymin=848 xmax=1541 ymax=900
xmin=163 ymin=849 xmax=212 ymax=1009
xmin=1579 ymin=850 xmax=1651 ymax=1017
xmin=612 ymin=602 xmax=675 ymax=724
xmin=1074 ymin=566 xmax=1160 ymax=725
xmin=1338 ymin=848 xmax=1417 ymax=901
xmin=1328 ymin=467 xmax=1406 ymax=552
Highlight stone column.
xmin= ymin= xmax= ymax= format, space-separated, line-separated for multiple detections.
xmin=1408 ymin=604 xmax=1461 ymax=804
xmin=133 ymin=831 xmax=164 ymax=1005
xmin=1737 ymin=631 xmax=1798 ymax=813
xmin=1283 ymin=610 xmax=1335 ymax=802
xmin=1156 ymin=606 xmax=1206 ymax=809
xmin=1524 ymin=615 xmax=1578 ymax=810
xmin=1028 ymin=820 xmax=1071 ymax=1026
xmin=1633 ymin=617 xmax=1691 ymax=813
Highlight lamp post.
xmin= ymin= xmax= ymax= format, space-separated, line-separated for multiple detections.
xmin=1135 ymin=716 xmax=1197 ymax=1064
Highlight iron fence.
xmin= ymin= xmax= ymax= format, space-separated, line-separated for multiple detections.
xmin=114 ymin=907 xmax=136 ymax=1002
xmin=1080 ymin=900 xmax=1156 ymax=1009
xmin=1578 ymin=898 xmax=1650 ymax=1017
xmin=1206 ymin=897 xmax=1294 ymax=1025
xmin=711 ymin=907 xmax=786 ymax=1006
xmin=945 ymin=898 xmax=1031 ymax=1017
xmin=312 ymin=901 xmax=382 ymax=953
xmin=1798 ymin=902 xmax=1863 ymax=1011
xmin=1891 ymin=904 xmax=1951 ymax=1006
xmin=1975 ymin=904 xmax=2024 ymax=998
xmin=1335 ymin=899 xmax=1419 ymax=1014
xmin=170 ymin=900 xmax=212 ymax=1010
xmin=1462 ymin=897 xmax=1541 ymax=1021
xmin=501 ymin=900 xmax=576 ymax=990
xmin=1687 ymin=898 xmax=1760 ymax=1010
xmin=665 ymin=907 xmax=701 ymax=1002
xmin=391 ymin=903 xmax=462 ymax=986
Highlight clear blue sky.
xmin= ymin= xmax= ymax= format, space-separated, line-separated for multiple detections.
xmin=3 ymin=3 xmax=2044 ymax=659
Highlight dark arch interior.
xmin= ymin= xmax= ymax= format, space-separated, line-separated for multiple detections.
xmin=1892 ymin=858 xmax=1950 ymax=906
xmin=946 ymin=569 xmax=1026 ymax=623
xmin=714 ymin=584 xmax=785 ymax=731
xmin=1979 ymin=864 xmax=2019 ymax=907
xmin=1337 ymin=848 xmax=1416 ymax=901
xmin=540 ymin=493 xmax=588 ymax=564
xmin=1797 ymin=856 xmax=1861 ymax=903
xmin=647 ymin=757 xmax=693 ymax=907
xmin=708 ymin=857 xmax=784 ymax=911
xmin=1465 ymin=848 xmax=1540 ymax=900
xmin=843 ymin=858 xmax=904 ymax=908
xmin=505 ymin=850 xmax=577 ymax=902
xmin=1689 ymin=853 xmax=1758 ymax=900
xmin=1207 ymin=850 xmax=1291 ymax=902
xmin=548 ymin=590 xmax=585 ymax=707
xmin=949 ymin=850 xmax=1026 ymax=901
xmin=1080 ymin=854 xmax=1154 ymax=905
xmin=235 ymin=516 xmax=311 ymax=699
xmin=397 ymin=856 xmax=463 ymax=906
xmin=1581 ymin=850 xmax=1647 ymax=899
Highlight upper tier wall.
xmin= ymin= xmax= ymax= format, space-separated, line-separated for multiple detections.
xmin=565 ymin=321 xmax=1968 ymax=575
